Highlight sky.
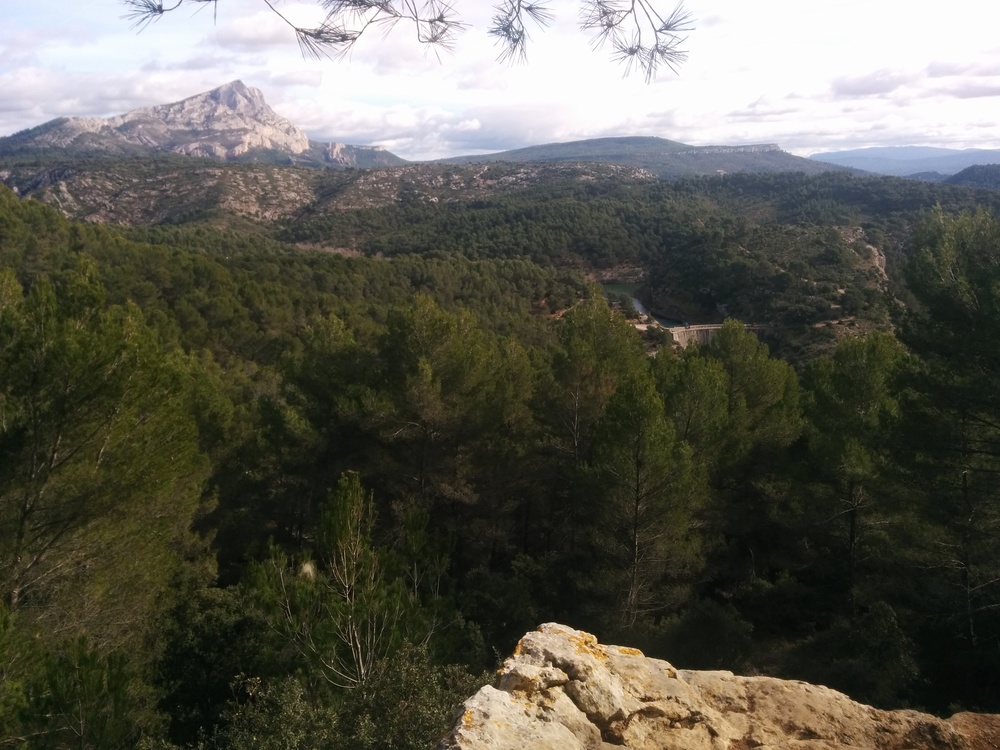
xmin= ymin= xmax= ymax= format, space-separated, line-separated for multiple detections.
xmin=2 ymin=0 xmax=1000 ymax=161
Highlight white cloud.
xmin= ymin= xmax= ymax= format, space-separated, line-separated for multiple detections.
xmin=830 ymin=70 xmax=915 ymax=98
xmin=448 ymin=119 xmax=482 ymax=133
xmin=264 ymin=70 xmax=324 ymax=88
xmin=2 ymin=0 xmax=1000 ymax=157
xmin=214 ymin=12 xmax=295 ymax=51
xmin=946 ymin=82 xmax=1000 ymax=100
xmin=142 ymin=54 xmax=241 ymax=73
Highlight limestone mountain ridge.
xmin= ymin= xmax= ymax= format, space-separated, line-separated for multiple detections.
xmin=0 ymin=80 xmax=405 ymax=167
xmin=1 ymin=82 xmax=855 ymax=177
xmin=440 ymin=623 xmax=1000 ymax=750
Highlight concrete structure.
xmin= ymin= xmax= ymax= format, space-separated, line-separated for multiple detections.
xmin=667 ymin=323 xmax=770 ymax=349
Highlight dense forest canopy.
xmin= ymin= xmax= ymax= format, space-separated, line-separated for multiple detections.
xmin=3 ymin=162 xmax=1000 ymax=748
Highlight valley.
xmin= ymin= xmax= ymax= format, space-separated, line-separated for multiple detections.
xmin=3 ymin=81 xmax=1000 ymax=750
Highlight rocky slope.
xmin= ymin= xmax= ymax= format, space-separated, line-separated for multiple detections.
xmin=0 ymin=160 xmax=321 ymax=224
xmin=0 ymin=81 xmax=405 ymax=167
xmin=440 ymin=623 xmax=1000 ymax=750
xmin=0 ymin=161 xmax=649 ymax=225
xmin=305 ymin=162 xmax=655 ymax=210
xmin=4 ymin=81 xmax=309 ymax=158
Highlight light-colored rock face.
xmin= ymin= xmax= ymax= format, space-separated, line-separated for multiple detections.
xmin=325 ymin=141 xmax=389 ymax=166
xmin=22 ymin=80 xmax=310 ymax=158
xmin=439 ymin=623 xmax=1000 ymax=750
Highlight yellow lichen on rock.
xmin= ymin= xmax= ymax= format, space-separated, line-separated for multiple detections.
xmin=460 ymin=709 xmax=478 ymax=730
xmin=567 ymin=630 xmax=609 ymax=663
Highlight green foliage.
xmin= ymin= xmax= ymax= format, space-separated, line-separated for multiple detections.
xmin=334 ymin=642 xmax=486 ymax=750
xmin=202 ymin=676 xmax=338 ymax=750
xmin=545 ymin=296 xmax=648 ymax=465
xmin=703 ymin=319 xmax=802 ymax=477
xmin=0 ymin=263 xmax=208 ymax=645
xmin=457 ymin=557 xmax=549 ymax=653
xmin=652 ymin=348 xmax=729 ymax=467
xmin=19 ymin=637 xmax=161 ymax=750
xmin=587 ymin=370 xmax=704 ymax=628
xmin=656 ymin=324 xmax=808 ymax=603
xmin=8 ymin=161 xmax=1000 ymax=737
xmin=374 ymin=295 xmax=512 ymax=504
xmin=193 ymin=642 xmax=483 ymax=750
xmin=653 ymin=599 xmax=755 ymax=672
xmin=803 ymin=337 xmax=908 ymax=516
xmin=245 ymin=473 xmax=426 ymax=691
xmin=905 ymin=208 xmax=1000 ymax=371
xmin=0 ymin=603 xmax=30 ymax=746
xmin=787 ymin=602 xmax=918 ymax=708
xmin=155 ymin=587 xmax=274 ymax=745
xmin=945 ymin=164 xmax=1000 ymax=190
xmin=897 ymin=209 xmax=1000 ymax=708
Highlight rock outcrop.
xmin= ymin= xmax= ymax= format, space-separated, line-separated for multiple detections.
xmin=675 ymin=144 xmax=783 ymax=155
xmin=8 ymin=81 xmax=310 ymax=159
xmin=324 ymin=141 xmax=392 ymax=167
xmin=0 ymin=82 xmax=406 ymax=167
xmin=439 ymin=623 xmax=1000 ymax=750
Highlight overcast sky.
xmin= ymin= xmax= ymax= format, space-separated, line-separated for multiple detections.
xmin=2 ymin=0 xmax=1000 ymax=161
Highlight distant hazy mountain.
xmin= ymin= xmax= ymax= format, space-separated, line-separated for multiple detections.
xmin=0 ymin=81 xmax=406 ymax=168
xmin=440 ymin=137 xmax=850 ymax=178
xmin=440 ymin=137 xmax=690 ymax=164
xmin=809 ymin=146 xmax=1000 ymax=177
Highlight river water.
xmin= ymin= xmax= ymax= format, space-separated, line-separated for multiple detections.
xmin=601 ymin=284 xmax=685 ymax=327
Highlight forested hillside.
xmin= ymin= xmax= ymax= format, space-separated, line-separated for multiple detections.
xmin=3 ymin=164 xmax=1000 ymax=748
xmin=946 ymin=163 xmax=1000 ymax=190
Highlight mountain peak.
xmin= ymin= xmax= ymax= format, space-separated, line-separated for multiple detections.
xmin=3 ymin=81 xmax=311 ymax=159
xmin=214 ymin=79 xmax=252 ymax=95
xmin=206 ymin=80 xmax=267 ymax=113
xmin=131 ymin=81 xmax=311 ymax=157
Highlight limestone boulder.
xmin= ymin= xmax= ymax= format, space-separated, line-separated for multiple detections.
xmin=439 ymin=622 xmax=1000 ymax=750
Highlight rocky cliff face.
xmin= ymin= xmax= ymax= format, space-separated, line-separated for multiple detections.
xmin=676 ymin=144 xmax=783 ymax=155
xmin=5 ymin=81 xmax=311 ymax=159
xmin=325 ymin=141 xmax=390 ymax=167
xmin=0 ymin=81 xmax=410 ymax=167
xmin=440 ymin=623 xmax=1000 ymax=750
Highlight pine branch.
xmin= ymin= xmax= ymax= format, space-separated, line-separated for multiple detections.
xmin=119 ymin=0 xmax=691 ymax=78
